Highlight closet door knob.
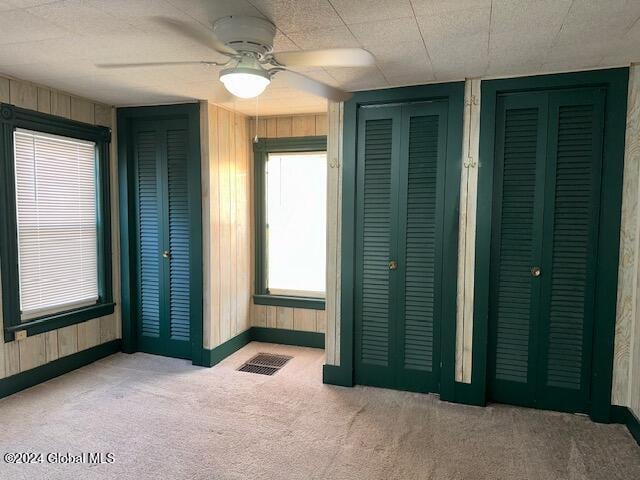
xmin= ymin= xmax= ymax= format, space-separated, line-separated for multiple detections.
xmin=531 ymin=266 xmax=541 ymax=277
xmin=388 ymin=260 xmax=398 ymax=270
xmin=162 ymin=250 xmax=171 ymax=259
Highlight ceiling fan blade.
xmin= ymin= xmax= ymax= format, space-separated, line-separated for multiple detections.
xmin=152 ymin=16 xmax=237 ymax=56
xmin=273 ymin=48 xmax=375 ymax=67
xmin=278 ymin=70 xmax=352 ymax=102
xmin=96 ymin=61 xmax=216 ymax=69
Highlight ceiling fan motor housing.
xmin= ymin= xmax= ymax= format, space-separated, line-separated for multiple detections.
xmin=213 ymin=16 xmax=276 ymax=55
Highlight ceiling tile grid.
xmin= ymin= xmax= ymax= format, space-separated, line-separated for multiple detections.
xmin=0 ymin=0 xmax=637 ymax=115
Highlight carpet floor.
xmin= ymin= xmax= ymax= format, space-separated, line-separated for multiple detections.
xmin=0 ymin=342 xmax=638 ymax=480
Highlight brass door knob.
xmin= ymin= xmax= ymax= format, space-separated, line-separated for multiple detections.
xmin=388 ymin=260 xmax=398 ymax=270
xmin=531 ymin=266 xmax=541 ymax=277
xmin=162 ymin=250 xmax=171 ymax=259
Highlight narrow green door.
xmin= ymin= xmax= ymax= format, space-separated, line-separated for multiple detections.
xmin=489 ymin=87 xmax=605 ymax=413
xmin=355 ymin=101 xmax=448 ymax=393
xmin=133 ymin=118 xmax=192 ymax=359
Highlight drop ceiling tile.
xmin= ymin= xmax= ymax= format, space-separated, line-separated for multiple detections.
xmin=541 ymin=55 xmax=605 ymax=74
xmin=427 ymin=32 xmax=489 ymax=79
xmin=6 ymin=0 xmax=60 ymax=6
xmin=491 ymin=0 xmax=571 ymax=35
xmin=0 ymin=1 xmax=14 ymax=11
xmin=416 ymin=5 xmax=491 ymax=41
xmin=565 ymin=0 xmax=640 ymax=25
xmin=349 ymin=17 xmax=423 ymax=47
xmin=411 ymin=0 xmax=491 ymax=17
xmin=165 ymin=0 xmax=262 ymax=24
xmin=554 ymin=13 xmax=635 ymax=47
xmin=248 ymin=0 xmax=344 ymax=34
xmin=366 ymin=40 xmax=430 ymax=69
xmin=287 ymin=25 xmax=359 ymax=50
xmin=329 ymin=0 xmax=413 ymax=24
xmin=27 ymin=0 xmax=138 ymax=36
xmin=272 ymin=30 xmax=298 ymax=52
xmin=0 ymin=9 xmax=69 ymax=45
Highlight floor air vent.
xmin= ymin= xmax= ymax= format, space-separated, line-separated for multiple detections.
xmin=238 ymin=353 xmax=292 ymax=376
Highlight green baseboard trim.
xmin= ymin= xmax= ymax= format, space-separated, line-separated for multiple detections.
xmin=322 ymin=364 xmax=353 ymax=387
xmin=446 ymin=382 xmax=486 ymax=407
xmin=204 ymin=329 xmax=252 ymax=367
xmin=0 ymin=339 xmax=121 ymax=400
xmin=251 ymin=327 xmax=324 ymax=348
xmin=611 ymin=405 xmax=640 ymax=446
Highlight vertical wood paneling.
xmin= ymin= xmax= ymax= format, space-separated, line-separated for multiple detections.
xmin=294 ymin=308 xmax=316 ymax=332
xmin=316 ymin=114 xmax=328 ymax=135
xmin=202 ymin=102 xmax=252 ymax=348
xmin=316 ymin=309 xmax=326 ymax=333
xmin=0 ymin=77 xmax=9 ymax=102
xmin=37 ymin=87 xmax=51 ymax=114
xmin=45 ymin=331 xmax=59 ymax=362
xmin=266 ymin=118 xmax=277 ymax=137
xmin=252 ymin=114 xmax=327 ymax=139
xmin=0 ymin=73 xmax=119 ymax=377
xmin=276 ymin=307 xmax=294 ymax=329
xmin=325 ymin=102 xmax=343 ymax=364
xmin=4 ymin=342 xmax=20 ymax=377
xmin=455 ymin=79 xmax=480 ymax=383
xmin=276 ymin=116 xmax=292 ymax=137
xmin=57 ymin=324 xmax=78 ymax=357
xmin=266 ymin=306 xmax=277 ymax=328
xmin=10 ymin=80 xmax=38 ymax=110
xmin=78 ymin=317 xmax=101 ymax=351
xmin=292 ymin=115 xmax=316 ymax=136
xmin=252 ymin=304 xmax=267 ymax=327
xmin=19 ymin=334 xmax=46 ymax=372
xmin=51 ymin=92 xmax=71 ymax=119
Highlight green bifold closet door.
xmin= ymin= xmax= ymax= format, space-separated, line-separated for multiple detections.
xmin=489 ymin=87 xmax=605 ymax=413
xmin=354 ymin=101 xmax=448 ymax=393
xmin=133 ymin=118 xmax=192 ymax=359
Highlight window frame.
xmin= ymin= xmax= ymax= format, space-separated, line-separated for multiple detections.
xmin=0 ymin=103 xmax=113 ymax=342
xmin=253 ymin=136 xmax=327 ymax=310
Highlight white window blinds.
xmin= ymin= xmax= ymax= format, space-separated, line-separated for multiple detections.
xmin=14 ymin=128 xmax=99 ymax=320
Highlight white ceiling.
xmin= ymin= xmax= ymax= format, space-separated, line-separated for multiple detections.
xmin=0 ymin=0 xmax=639 ymax=116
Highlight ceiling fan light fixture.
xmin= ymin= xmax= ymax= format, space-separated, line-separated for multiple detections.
xmin=219 ymin=56 xmax=270 ymax=99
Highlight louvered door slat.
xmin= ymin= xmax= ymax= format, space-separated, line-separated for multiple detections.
xmin=136 ymin=130 xmax=161 ymax=338
xmin=493 ymin=105 xmax=540 ymax=384
xmin=402 ymin=114 xmax=439 ymax=372
xmin=360 ymin=117 xmax=393 ymax=367
xmin=541 ymin=96 xmax=602 ymax=400
xmin=167 ymin=128 xmax=190 ymax=342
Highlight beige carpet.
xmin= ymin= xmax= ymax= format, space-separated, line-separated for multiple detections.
xmin=0 ymin=342 xmax=638 ymax=480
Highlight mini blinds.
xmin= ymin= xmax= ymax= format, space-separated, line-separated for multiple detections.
xmin=13 ymin=128 xmax=99 ymax=321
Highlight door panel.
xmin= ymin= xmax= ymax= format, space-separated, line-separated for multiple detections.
xmin=490 ymin=94 xmax=548 ymax=405
xmin=489 ymin=88 xmax=605 ymax=413
xmin=355 ymin=107 xmax=399 ymax=386
xmin=355 ymin=101 xmax=447 ymax=393
xmin=133 ymin=119 xmax=191 ymax=359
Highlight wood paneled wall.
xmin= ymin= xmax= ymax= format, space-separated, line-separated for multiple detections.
xmin=613 ymin=64 xmax=640 ymax=418
xmin=201 ymin=102 xmax=252 ymax=349
xmin=248 ymin=113 xmax=329 ymax=336
xmin=0 ymin=74 xmax=120 ymax=379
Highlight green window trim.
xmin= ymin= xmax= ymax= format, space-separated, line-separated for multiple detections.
xmin=0 ymin=103 xmax=113 ymax=342
xmin=253 ymin=135 xmax=328 ymax=310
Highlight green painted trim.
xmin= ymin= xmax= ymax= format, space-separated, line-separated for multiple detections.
xmin=201 ymin=327 xmax=325 ymax=367
xmin=117 ymin=103 xmax=203 ymax=365
xmin=253 ymin=294 xmax=325 ymax=310
xmin=251 ymin=326 xmax=324 ymax=348
xmin=611 ymin=406 xmax=640 ymax=447
xmin=0 ymin=103 xmax=113 ymax=343
xmin=253 ymin=135 xmax=328 ymax=300
xmin=4 ymin=303 xmax=115 ymax=337
xmin=204 ymin=329 xmax=252 ymax=367
xmin=474 ymin=68 xmax=629 ymax=420
xmin=340 ymin=82 xmax=465 ymax=398
xmin=322 ymin=364 xmax=354 ymax=387
xmin=0 ymin=339 xmax=121 ymax=400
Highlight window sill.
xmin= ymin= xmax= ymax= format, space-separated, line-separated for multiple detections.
xmin=253 ymin=294 xmax=325 ymax=310
xmin=4 ymin=302 xmax=115 ymax=342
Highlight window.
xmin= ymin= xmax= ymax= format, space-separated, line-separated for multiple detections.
xmin=266 ymin=152 xmax=327 ymax=297
xmin=14 ymin=129 xmax=99 ymax=320
xmin=0 ymin=103 xmax=113 ymax=341
xmin=254 ymin=136 xmax=327 ymax=309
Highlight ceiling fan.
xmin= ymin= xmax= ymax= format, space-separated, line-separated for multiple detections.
xmin=97 ymin=16 xmax=376 ymax=102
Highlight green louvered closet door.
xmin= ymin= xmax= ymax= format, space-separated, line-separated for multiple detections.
xmin=489 ymin=87 xmax=605 ymax=413
xmin=355 ymin=101 xmax=448 ymax=392
xmin=133 ymin=118 xmax=192 ymax=359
